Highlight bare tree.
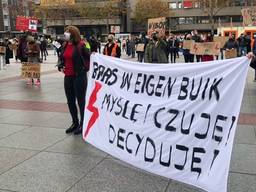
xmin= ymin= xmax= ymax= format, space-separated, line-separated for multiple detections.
xmin=199 ymin=0 xmax=230 ymax=34
xmin=133 ymin=0 xmax=169 ymax=24
xmin=77 ymin=0 xmax=127 ymax=33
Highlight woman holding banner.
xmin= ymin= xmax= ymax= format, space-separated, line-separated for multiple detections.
xmin=58 ymin=26 xmax=90 ymax=135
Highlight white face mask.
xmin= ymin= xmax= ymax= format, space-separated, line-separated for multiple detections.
xmin=64 ymin=32 xmax=71 ymax=41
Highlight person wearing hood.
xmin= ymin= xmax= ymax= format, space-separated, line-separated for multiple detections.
xmin=103 ymin=34 xmax=121 ymax=58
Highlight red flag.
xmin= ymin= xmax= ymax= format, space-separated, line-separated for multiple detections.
xmin=184 ymin=1 xmax=193 ymax=8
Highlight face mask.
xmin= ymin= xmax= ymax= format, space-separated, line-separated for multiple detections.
xmin=152 ymin=35 xmax=158 ymax=41
xmin=64 ymin=32 xmax=71 ymax=41
xmin=108 ymin=39 xmax=112 ymax=43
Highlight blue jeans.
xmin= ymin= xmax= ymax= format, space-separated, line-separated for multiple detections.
xmin=239 ymin=47 xmax=247 ymax=56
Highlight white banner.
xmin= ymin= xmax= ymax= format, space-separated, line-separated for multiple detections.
xmin=83 ymin=54 xmax=250 ymax=192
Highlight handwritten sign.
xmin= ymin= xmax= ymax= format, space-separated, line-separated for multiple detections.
xmin=0 ymin=46 xmax=6 ymax=54
xmin=148 ymin=17 xmax=167 ymax=37
xmin=190 ymin=42 xmax=220 ymax=55
xmin=183 ymin=40 xmax=195 ymax=49
xmin=214 ymin=37 xmax=228 ymax=48
xmin=225 ymin=49 xmax=237 ymax=59
xmin=136 ymin=43 xmax=145 ymax=52
xmin=21 ymin=63 xmax=41 ymax=79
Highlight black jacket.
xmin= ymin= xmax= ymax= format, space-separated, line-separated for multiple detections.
xmin=58 ymin=42 xmax=91 ymax=75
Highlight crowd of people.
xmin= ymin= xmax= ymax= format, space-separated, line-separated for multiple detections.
xmin=120 ymin=30 xmax=255 ymax=63
xmin=1 ymin=26 xmax=256 ymax=135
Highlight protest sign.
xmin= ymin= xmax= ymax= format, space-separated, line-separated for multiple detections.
xmin=190 ymin=42 xmax=220 ymax=55
xmin=241 ymin=8 xmax=253 ymax=26
xmin=0 ymin=46 xmax=6 ymax=54
xmin=214 ymin=37 xmax=228 ymax=48
xmin=225 ymin=49 xmax=237 ymax=59
xmin=148 ymin=17 xmax=167 ymax=37
xmin=16 ymin=16 xmax=38 ymax=32
xmin=136 ymin=43 xmax=145 ymax=52
xmin=182 ymin=40 xmax=194 ymax=49
xmin=83 ymin=54 xmax=249 ymax=192
xmin=21 ymin=63 xmax=41 ymax=79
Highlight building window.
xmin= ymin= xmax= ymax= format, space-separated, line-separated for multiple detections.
xmin=186 ymin=17 xmax=194 ymax=24
xmin=178 ymin=17 xmax=186 ymax=24
xmin=178 ymin=2 xmax=183 ymax=9
xmin=169 ymin=2 xmax=177 ymax=9
xmin=194 ymin=1 xmax=200 ymax=8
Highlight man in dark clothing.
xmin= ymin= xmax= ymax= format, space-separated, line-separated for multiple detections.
xmin=103 ymin=34 xmax=121 ymax=58
xmin=40 ymin=36 xmax=48 ymax=61
xmin=237 ymin=33 xmax=250 ymax=56
xmin=136 ymin=33 xmax=148 ymax=62
xmin=144 ymin=32 xmax=168 ymax=63
xmin=224 ymin=34 xmax=239 ymax=57
xmin=89 ymin=36 xmax=100 ymax=52
xmin=168 ymin=35 xmax=179 ymax=63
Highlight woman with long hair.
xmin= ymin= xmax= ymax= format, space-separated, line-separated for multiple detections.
xmin=58 ymin=26 xmax=90 ymax=135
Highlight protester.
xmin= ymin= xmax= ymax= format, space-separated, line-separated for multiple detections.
xmin=136 ymin=33 xmax=148 ymax=62
xmin=202 ymin=33 xmax=214 ymax=62
xmin=183 ymin=34 xmax=194 ymax=63
xmin=247 ymin=52 xmax=256 ymax=71
xmin=0 ymin=39 xmax=6 ymax=69
xmin=13 ymin=38 xmax=19 ymax=61
xmin=26 ymin=35 xmax=41 ymax=86
xmin=224 ymin=34 xmax=239 ymax=57
xmin=122 ymin=38 xmax=126 ymax=53
xmin=237 ymin=32 xmax=249 ymax=56
xmin=216 ymin=33 xmax=224 ymax=60
xmin=144 ymin=32 xmax=168 ymax=63
xmin=58 ymin=26 xmax=90 ymax=135
xmin=103 ymin=34 xmax=121 ymax=58
xmin=40 ymin=36 xmax=48 ymax=61
xmin=192 ymin=30 xmax=202 ymax=62
xmin=252 ymin=35 xmax=256 ymax=81
xmin=168 ymin=34 xmax=179 ymax=63
xmin=129 ymin=37 xmax=136 ymax=58
xmin=89 ymin=35 xmax=99 ymax=53
xmin=5 ymin=38 xmax=13 ymax=66
xmin=83 ymin=37 xmax=91 ymax=51
xmin=17 ymin=34 xmax=28 ymax=62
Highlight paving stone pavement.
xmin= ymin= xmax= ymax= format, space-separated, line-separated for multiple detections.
xmin=0 ymin=50 xmax=255 ymax=192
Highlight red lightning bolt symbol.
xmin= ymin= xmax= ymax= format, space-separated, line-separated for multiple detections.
xmin=84 ymin=81 xmax=102 ymax=139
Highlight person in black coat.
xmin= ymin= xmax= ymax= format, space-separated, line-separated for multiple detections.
xmin=5 ymin=38 xmax=13 ymax=65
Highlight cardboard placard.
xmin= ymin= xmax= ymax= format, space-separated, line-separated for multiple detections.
xmin=214 ymin=37 xmax=228 ymax=48
xmin=136 ymin=43 xmax=145 ymax=52
xmin=0 ymin=46 xmax=6 ymax=54
xmin=8 ymin=44 xmax=17 ymax=50
xmin=21 ymin=63 xmax=41 ymax=79
xmin=225 ymin=49 xmax=237 ymax=59
xmin=183 ymin=40 xmax=195 ymax=49
xmin=241 ymin=8 xmax=253 ymax=26
xmin=190 ymin=42 xmax=220 ymax=55
xmin=148 ymin=17 xmax=167 ymax=37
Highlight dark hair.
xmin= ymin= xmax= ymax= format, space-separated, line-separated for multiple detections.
xmin=65 ymin=25 xmax=81 ymax=45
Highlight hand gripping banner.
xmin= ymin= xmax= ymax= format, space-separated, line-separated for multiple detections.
xmin=83 ymin=54 xmax=250 ymax=192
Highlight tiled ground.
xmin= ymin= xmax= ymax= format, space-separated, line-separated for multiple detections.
xmin=0 ymin=52 xmax=255 ymax=192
